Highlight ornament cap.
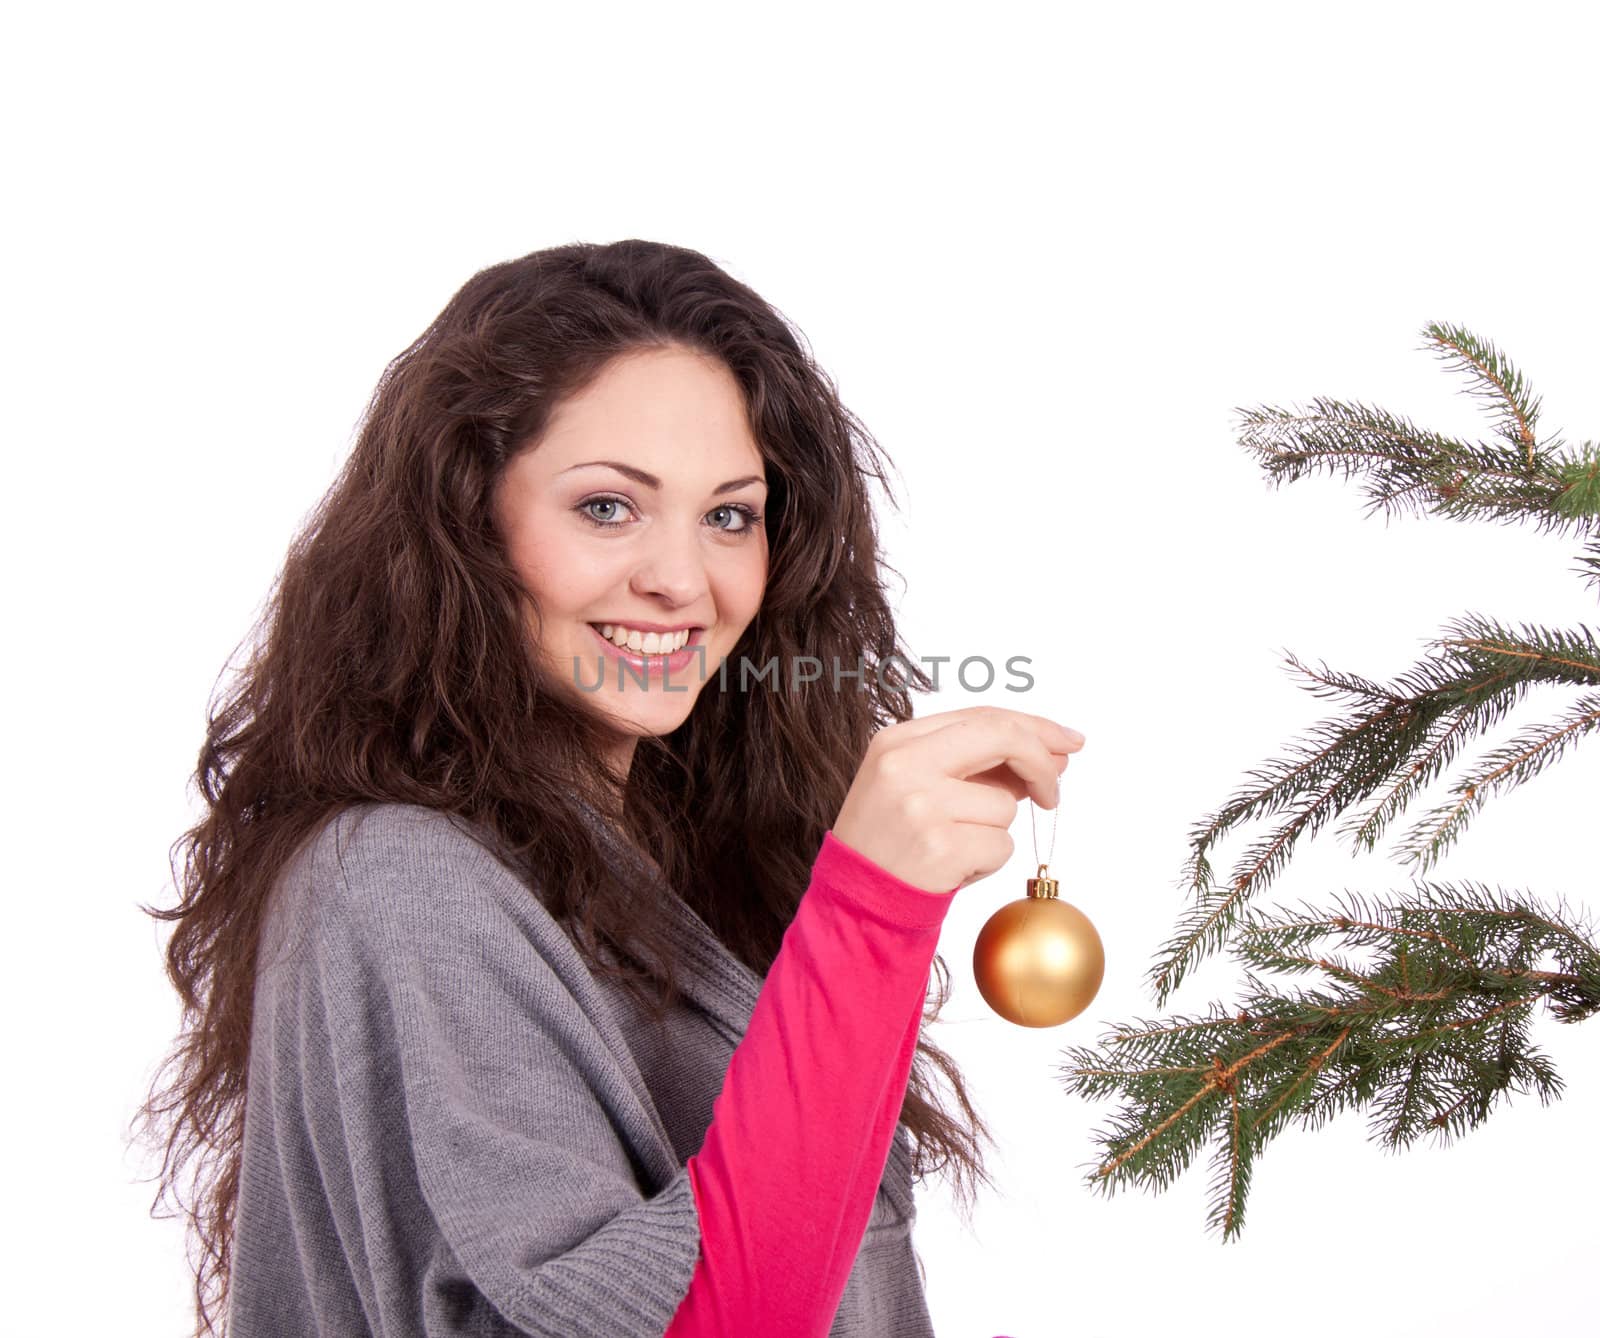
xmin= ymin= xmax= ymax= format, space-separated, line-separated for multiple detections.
xmin=1025 ymin=863 xmax=1060 ymax=899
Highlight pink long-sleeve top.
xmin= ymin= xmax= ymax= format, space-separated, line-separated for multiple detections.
xmin=664 ymin=830 xmax=959 ymax=1337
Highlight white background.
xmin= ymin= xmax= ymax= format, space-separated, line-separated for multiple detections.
xmin=5 ymin=3 xmax=1596 ymax=1334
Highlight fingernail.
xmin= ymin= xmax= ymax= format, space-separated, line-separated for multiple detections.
xmin=1066 ymin=727 xmax=1086 ymax=744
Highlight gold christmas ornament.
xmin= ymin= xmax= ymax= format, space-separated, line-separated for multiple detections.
xmin=973 ymin=793 xmax=1104 ymax=1027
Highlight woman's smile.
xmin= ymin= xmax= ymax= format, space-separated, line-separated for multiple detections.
xmin=582 ymin=621 xmax=710 ymax=679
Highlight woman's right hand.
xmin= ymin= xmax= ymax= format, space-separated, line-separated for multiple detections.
xmin=831 ymin=705 xmax=1087 ymax=894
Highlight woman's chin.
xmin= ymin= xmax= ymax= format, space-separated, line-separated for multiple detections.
xmin=598 ymin=691 xmax=699 ymax=732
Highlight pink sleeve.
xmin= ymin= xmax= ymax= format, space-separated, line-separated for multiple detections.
xmin=664 ymin=830 xmax=958 ymax=1338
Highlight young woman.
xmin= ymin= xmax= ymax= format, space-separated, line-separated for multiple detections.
xmin=135 ymin=239 xmax=1084 ymax=1337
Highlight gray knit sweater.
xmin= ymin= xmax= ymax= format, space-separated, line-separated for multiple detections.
xmin=226 ymin=801 xmax=937 ymax=1336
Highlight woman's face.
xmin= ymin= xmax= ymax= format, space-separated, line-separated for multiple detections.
xmin=492 ymin=344 xmax=769 ymax=774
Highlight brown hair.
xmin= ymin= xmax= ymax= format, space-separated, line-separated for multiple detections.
xmin=130 ymin=238 xmax=995 ymax=1336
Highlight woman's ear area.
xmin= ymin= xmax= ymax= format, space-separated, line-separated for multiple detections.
xmin=488 ymin=444 xmax=539 ymax=544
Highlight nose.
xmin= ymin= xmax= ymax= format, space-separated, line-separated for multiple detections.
xmin=628 ymin=519 xmax=711 ymax=609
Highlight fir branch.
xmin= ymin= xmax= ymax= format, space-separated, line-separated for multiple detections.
xmin=1152 ymin=635 xmax=1540 ymax=1003
xmin=1062 ymin=887 xmax=1599 ymax=1240
xmin=1428 ymin=612 xmax=1600 ymax=685
xmin=1205 ymin=1084 xmax=1257 ymax=1237
xmin=1070 ymin=325 xmax=1600 ymax=1243
xmin=1155 ymin=614 xmax=1597 ymax=998
xmin=1421 ymin=321 xmax=1543 ymax=466
xmin=1393 ymin=691 xmax=1600 ymax=872
xmin=1235 ymin=325 xmax=1595 ymax=538
xmin=1572 ymin=533 xmax=1600 ymax=599
xmin=1234 ymin=394 xmax=1578 ymax=530
xmin=1335 ymin=710 xmax=1486 ymax=854
xmin=1553 ymin=444 xmax=1600 ymax=522
xmin=1236 ymin=396 xmax=1482 ymax=520
xmin=1381 ymin=619 xmax=1600 ymax=869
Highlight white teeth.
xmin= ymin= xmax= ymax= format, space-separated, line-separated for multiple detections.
xmin=595 ymin=624 xmax=691 ymax=654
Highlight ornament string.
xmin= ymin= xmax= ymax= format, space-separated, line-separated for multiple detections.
xmin=1030 ymin=788 xmax=1058 ymax=876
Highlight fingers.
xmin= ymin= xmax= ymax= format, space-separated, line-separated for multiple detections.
xmin=913 ymin=713 xmax=1064 ymax=809
xmin=965 ymin=762 xmax=1032 ymax=804
xmin=937 ymin=776 xmax=1026 ymax=828
xmin=886 ymin=704 xmax=1085 ymax=756
xmin=950 ymin=824 xmax=1017 ymax=892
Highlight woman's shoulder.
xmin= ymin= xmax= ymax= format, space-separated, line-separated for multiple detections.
xmin=290 ymin=801 xmax=516 ymax=895
xmin=312 ymin=799 xmax=503 ymax=867
xmin=263 ymin=801 xmax=551 ymax=971
xmin=250 ymin=803 xmax=656 ymax=1120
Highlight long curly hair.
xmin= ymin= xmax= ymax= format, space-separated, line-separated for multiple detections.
xmin=130 ymin=238 xmax=996 ymax=1337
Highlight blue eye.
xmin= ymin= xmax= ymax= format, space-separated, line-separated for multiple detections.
xmin=579 ymin=496 xmax=632 ymax=526
xmin=575 ymin=495 xmax=765 ymax=538
xmin=710 ymin=503 xmax=765 ymax=535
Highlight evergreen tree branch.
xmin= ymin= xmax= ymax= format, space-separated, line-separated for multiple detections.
xmin=1238 ymin=394 xmax=1570 ymax=522
xmin=1420 ymin=321 xmax=1543 ymax=466
xmin=1235 ymin=397 xmax=1514 ymax=524
xmin=1234 ymin=319 xmax=1599 ymax=542
xmin=1335 ymin=710 xmax=1485 ymax=854
xmin=1553 ymin=445 xmax=1600 ymax=525
xmin=1571 ymin=532 xmax=1600 ymax=599
xmin=1382 ymin=619 xmax=1600 ymax=869
xmin=1154 ymin=613 xmax=1598 ymax=999
xmin=1152 ymin=658 xmax=1424 ymax=1003
xmin=1152 ymin=628 xmax=1541 ymax=1003
xmin=1430 ymin=613 xmax=1600 ymax=685
xmin=1065 ymin=324 xmax=1599 ymax=1244
xmin=1238 ymin=396 xmax=1586 ymax=537
xmin=1061 ymin=886 xmax=1600 ymax=1241
xmin=1393 ymin=690 xmax=1600 ymax=872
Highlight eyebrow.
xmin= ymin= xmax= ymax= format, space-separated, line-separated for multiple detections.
xmin=559 ymin=460 xmax=766 ymax=495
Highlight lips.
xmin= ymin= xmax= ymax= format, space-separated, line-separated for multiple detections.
xmin=587 ymin=624 xmax=703 ymax=655
xmin=584 ymin=623 xmax=707 ymax=670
